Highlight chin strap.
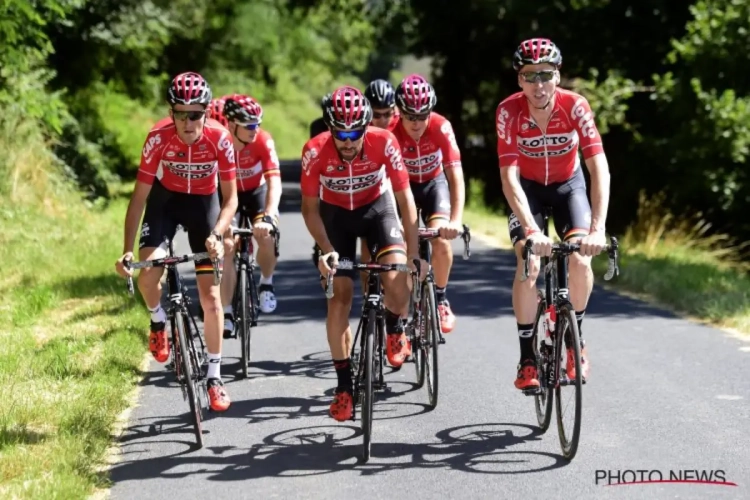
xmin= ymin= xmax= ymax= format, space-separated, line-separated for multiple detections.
xmin=232 ymin=124 xmax=250 ymax=147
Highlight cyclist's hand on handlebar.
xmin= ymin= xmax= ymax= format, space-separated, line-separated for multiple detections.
xmin=253 ymin=218 xmax=275 ymax=239
xmin=527 ymin=232 xmax=553 ymax=257
xmin=438 ymin=221 xmax=463 ymax=240
xmin=205 ymin=235 xmax=224 ymax=261
xmin=409 ymin=257 xmax=429 ymax=281
xmin=115 ymin=252 xmax=134 ymax=278
xmin=579 ymin=230 xmax=607 ymax=257
xmin=318 ymin=250 xmax=339 ymax=277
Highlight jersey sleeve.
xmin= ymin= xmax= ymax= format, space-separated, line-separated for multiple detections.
xmin=436 ymin=118 xmax=462 ymax=168
xmin=136 ymin=128 xmax=168 ymax=185
xmin=300 ymin=139 xmax=322 ymax=197
xmin=381 ymin=133 xmax=410 ymax=192
xmin=215 ymin=128 xmax=237 ymax=182
xmin=496 ymin=102 xmax=519 ymax=168
xmin=568 ymin=95 xmax=604 ymax=159
xmin=261 ymin=135 xmax=281 ymax=180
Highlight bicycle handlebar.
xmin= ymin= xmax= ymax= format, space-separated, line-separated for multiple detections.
xmin=418 ymin=224 xmax=472 ymax=260
xmin=324 ymin=259 xmax=423 ymax=304
xmin=123 ymin=252 xmax=221 ymax=295
xmin=232 ymin=226 xmax=280 ymax=257
xmin=520 ymin=236 xmax=620 ymax=283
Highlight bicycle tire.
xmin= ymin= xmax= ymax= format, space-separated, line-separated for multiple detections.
xmin=555 ymin=306 xmax=582 ymax=460
xmin=532 ymin=290 xmax=554 ymax=432
xmin=424 ymin=281 xmax=439 ymax=409
xmin=361 ymin=308 xmax=376 ymax=462
xmin=176 ymin=310 xmax=204 ymax=448
xmin=238 ymin=264 xmax=251 ymax=378
xmin=413 ymin=293 xmax=425 ymax=387
xmin=249 ymin=268 xmax=260 ymax=327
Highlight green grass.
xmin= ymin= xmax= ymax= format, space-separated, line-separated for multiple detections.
xmin=0 ymin=112 xmax=146 ymax=498
xmin=463 ymin=180 xmax=750 ymax=335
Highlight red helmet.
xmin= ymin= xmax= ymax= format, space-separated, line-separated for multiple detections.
xmin=395 ymin=74 xmax=437 ymax=114
xmin=223 ymin=94 xmax=263 ymax=124
xmin=166 ymin=72 xmax=213 ymax=106
xmin=207 ymin=97 xmax=228 ymax=127
xmin=324 ymin=86 xmax=372 ymax=129
xmin=513 ymin=38 xmax=562 ymax=71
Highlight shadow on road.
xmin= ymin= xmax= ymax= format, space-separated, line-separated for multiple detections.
xmin=109 ymin=422 xmax=568 ymax=483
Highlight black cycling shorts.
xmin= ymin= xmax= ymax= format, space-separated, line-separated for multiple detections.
xmin=139 ymin=179 xmax=219 ymax=274
xmin=508 ymin=165 xmax=592 ymax=246
xmin=320 ymin=194 xmax=406 ymax=279
xmin=410 ymin=171 xmax=452 ymax=224
xmin=233 ymin=184 xmax=277 ymax=227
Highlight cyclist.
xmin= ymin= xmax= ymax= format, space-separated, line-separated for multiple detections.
xmin=300 ymin=85 xmax=427 ymax=421
xmin=364 ymin=78 xmax=400 ymax=131
xmin=391 ymin=73 xmax=466 ymax=334
xmin=115 ymin=71 xmax=237 ymax=412
xmin=207 ymin=94 xmax=282 ymax=338
xmin=496 ymin=38 xmax=611 ymax=390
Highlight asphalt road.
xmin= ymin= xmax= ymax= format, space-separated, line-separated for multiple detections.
xmin=109 ymin=182 xmax=750 ymax=499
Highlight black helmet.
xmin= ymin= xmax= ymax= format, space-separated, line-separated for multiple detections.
xmin=320 ymin=92 xmax=332 ymax=112
xmin=364 ymin=79 xmax=395 ymax=109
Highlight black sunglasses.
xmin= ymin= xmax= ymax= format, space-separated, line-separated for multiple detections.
xmin=172 ymin=110 xmax=206 ymax=121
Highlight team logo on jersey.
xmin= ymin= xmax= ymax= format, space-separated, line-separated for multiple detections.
xmin=177 ymin=152 xmax=186 ymax=157
xmin=337 ymin=165 xmax=345 ymax=171
xmin=142 ymin=134 xmax=162 ymax=163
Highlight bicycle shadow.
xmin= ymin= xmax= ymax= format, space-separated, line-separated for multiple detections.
xmin=108 ymin=422 xmax=567 ymax=484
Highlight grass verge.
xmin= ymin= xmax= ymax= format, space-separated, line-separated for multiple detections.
xmin=463 ymin=181 xmax=750 ymax=335
xmin=0 ymin=113 xmax=146 ymax=498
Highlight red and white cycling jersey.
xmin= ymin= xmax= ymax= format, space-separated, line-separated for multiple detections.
xmin=300 ymin=127 xmax=410 ymax=210
xmin=235 ymin=128 xmax=281 ymax=192
xmin=496 ymin=88 xmax=604 ymax=185
xmin=391 ymin=112 xmax=462 ymax=183
xmin=136 ymin=117 xmax=236 ymax=195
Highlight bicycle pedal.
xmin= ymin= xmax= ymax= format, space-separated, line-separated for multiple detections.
xmin=522 ymin=387 xmax=542 ymax=396
xmin=439 ymin=337 xmax=446 ymax=344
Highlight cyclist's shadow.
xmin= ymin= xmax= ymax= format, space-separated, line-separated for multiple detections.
xmin=203 ymin=422 xmax=566 ymax=480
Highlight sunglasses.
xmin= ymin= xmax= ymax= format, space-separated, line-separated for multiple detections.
xmin=332 ymin=129 xmax=365 ymax=141
xmin=404 ymin=112 xmax=430 ymax=122
xmin=238 ymin=122 xmax=260 ymax=131
xmin=372 ymin=111 xmax=394 ymax=120
xmin=520 ymin=70 xmax=556 ymax=83
xmin=172 ymin=110 xmax=206 ymax=121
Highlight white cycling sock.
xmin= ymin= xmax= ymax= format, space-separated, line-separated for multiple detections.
xmin=260 ymin=274 xmax=273 ymax=286
xmin=207 ymin=352 xmax=221 ymax=380
xmin=223 ymin=305 xmax=233 ymax=316
xmin=148 ymin=304 xmax=166 ymax=324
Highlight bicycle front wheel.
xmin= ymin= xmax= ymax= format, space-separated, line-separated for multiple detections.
xmin=361 ymin=308 xmax=376 ymax=463
xmin=533 ymin=291 xmax=553 ymax=432
xmin=175 ymin=310 xmax=204 ymax=448
xmin=238 ymin=265 xmax=251 ymax=378
xmin=423 ymin=281 xmax=439 ymax=409
xmin=555 ymin=306 xmax=582 ymax=460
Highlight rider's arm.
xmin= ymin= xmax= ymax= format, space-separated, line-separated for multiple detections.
xmin=496 ymin=103 xmax=540 ymax=235
xmin=125 ymin=128 xmax=166 ymax=253
xmin=261 ymin=136 xmax=282 ymax=217
xmin=300 ymin=141 xmax=334 ymax=253
xmin=122 ymin=181 xmax=152 ymax=254
xmin=437 ymin=119 xmax=465 ymax=224
xmin=214 ymin=130 xmax=238 ymax=235
xmin=584 ymin=154 xmax=610 ymax=234
xmin=571 ymin=95 xmax=610 ymax=234
xmin=383 ymin=135 xmax=419 ymax=258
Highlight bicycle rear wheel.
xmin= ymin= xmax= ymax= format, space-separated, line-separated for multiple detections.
xmin=175 ymin=310 xmax=204 ymax=448
xmin=238 ymin=265 xmax=252 ymax=378
xmin=361 ymin=308 xmax=376 ymax=462
xmin=423 ymin=281 xmax=439 ymax=409
xmin=555 ymin=306 xmax=582 ymax=460
xmin=533 ymin=291 xmax=554 ymax=432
